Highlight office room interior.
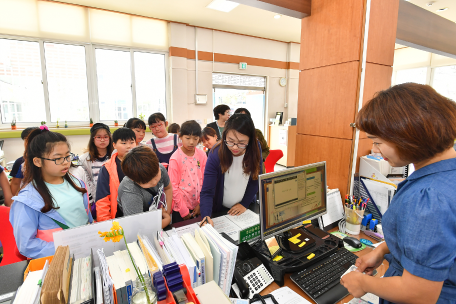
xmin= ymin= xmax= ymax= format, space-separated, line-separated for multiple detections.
xmin=0 ymin=0 xmax=455 ymax=169
xmin=1 ymin=0 xmax=456 ymax=303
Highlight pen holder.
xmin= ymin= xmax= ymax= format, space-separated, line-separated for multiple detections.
xmin=344 ymin=206 xmax=365 ymax=235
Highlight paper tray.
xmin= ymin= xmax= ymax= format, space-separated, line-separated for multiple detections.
xmin=24 ymin=255 xmax=54 ymax=281
xmin=157 ymin=264 xmax=200 ymax=304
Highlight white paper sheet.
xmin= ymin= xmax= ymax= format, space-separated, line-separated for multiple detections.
xmin=249 ymin=286 xmax=311 ymax=304
xmin=363 ymin=179 xmax=395 ymax=215
xmin=212 ymin=216 xmax=242 ymax=242
xmin=321 ymin=189 xmax=344 ymax=226
xmin=225 ymin=209 xmax=260 ymax=230
xmin=165 ymin=223 xmax=200 ymax=238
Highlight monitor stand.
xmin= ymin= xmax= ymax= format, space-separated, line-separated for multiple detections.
xmin=251 ymin=226 xmax=344 ymax=286
xmin=276 ymin=228 xmax=317 ymax=254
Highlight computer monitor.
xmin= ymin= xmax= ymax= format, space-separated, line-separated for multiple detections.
xmin=258 ymin=161 xmax=327 ymax=240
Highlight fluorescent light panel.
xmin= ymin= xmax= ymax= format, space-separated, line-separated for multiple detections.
xmin=206 ymin=0 xmax=240 ymax=12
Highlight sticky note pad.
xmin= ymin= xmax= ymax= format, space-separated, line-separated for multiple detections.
xmin=289 ymin=238 xmax=301 ymax=244
xmin=273 ymin=256 xmax=283 ymax=261
xmin=299 ymin=242 xmax=306 ymax=247
xmin=307 ymin=253 xmax=315 ymax=260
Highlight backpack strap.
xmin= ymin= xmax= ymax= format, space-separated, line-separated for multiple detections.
xmin=173 ymin=134 xmax=178 ymax=150
xmin=150 ymin=138 xmax=158 ymax=151
xmin=51 ymin=218 xmax=70 ymax=230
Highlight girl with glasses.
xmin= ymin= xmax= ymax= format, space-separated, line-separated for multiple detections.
xmin=71 ymin=123 xmax=113 ymax=218
xmin=146 ymin=113 xmax=182 ymax=170
xmin=199 ymin=114 xmax=262 ymax=226
xmin=9 ymin=127 xmax=93 ymax=258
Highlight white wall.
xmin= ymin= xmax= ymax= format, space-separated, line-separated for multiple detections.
xmin=168 ymin=23 xmax=300 ymax=132
xmin=2 ymin=22 xmax=301 ymax=163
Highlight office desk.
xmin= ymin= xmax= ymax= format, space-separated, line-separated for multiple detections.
xmin=260 ymin=228 xmax=389 ymax=303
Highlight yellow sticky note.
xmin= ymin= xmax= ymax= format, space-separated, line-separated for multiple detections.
xmin=273 ymin=255 xmax=283 ymax=261
xmin=126 ymin=268 xmax=130 ymax=273
xmin=303 ymin=220 xmax=311 ymax=224
xmin=289 ymin=238 xmax=301 ymax=244
xmin=307 ymin=253 xmax=315 ymax=260
xmin=294 ymin=233 xmax=301 ymax=238
xmin=299 ymin=241 xmax=307 ymax=247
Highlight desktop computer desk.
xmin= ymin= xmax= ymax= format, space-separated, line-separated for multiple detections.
xmin=169 ymin=206 xmax=388 ymax=304
xmin=259 ymin=227 xmax=389 ymax=304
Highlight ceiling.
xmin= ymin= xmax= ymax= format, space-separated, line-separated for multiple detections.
xmin=51 ymin=0 xmax=302 ymax=43
xmin=49 ymin=0 xmax=455 ymax=46
xmin=407 ymin=0 xmax=456 ymax=23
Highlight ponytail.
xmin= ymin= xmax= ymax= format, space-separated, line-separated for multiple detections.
xmin=23 ymin=127 xmax=87 ymax=213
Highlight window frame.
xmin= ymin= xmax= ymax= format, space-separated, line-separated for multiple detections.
xmin=0 ymin=33 xmax=169 ymax=129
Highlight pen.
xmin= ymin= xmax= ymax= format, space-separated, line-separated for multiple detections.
xmin=199 ymin=216 xmax=208 ymax=227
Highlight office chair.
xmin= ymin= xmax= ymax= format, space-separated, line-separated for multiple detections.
xmin=0 ymin=206 xmax=27 ymax=266
xmin=264 ymin=149 xmax=284 ymax=173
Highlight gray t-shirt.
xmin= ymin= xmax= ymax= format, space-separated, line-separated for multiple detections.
xmin=117 ymin=164 xmax=170 ymax=216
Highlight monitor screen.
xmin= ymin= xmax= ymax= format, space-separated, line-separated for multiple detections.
xmin=259 ymin=162 xmax=327 ymax=240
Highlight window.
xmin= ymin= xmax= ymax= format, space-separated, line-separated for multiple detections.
xmin=395 ymin=67 xmax=427 ymax=85
xmin=0 ymin=36 xmax=167 ymax=126
xmin=134 ymin=52 xmax=166 ymax=118
xmin=432 ymin=65 xmax=456 ymax=102
xmin=95 ymin=48 xmax=133 ymax=121
xmin=213 ymin=73 xmax=266 ymax=134
xmin=0 ymin=39 xmax=46 ymax=123
xmin=44 ymin=42 xmax=90 ymax=122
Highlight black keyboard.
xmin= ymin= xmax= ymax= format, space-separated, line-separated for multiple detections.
xmin=290 ymin=248 xmax=358 ymax=303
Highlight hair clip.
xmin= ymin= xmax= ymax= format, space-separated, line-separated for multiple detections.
xmin=39 ymin=125 xmax=49 ymax=131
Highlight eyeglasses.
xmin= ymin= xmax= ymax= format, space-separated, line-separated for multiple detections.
xmin=150 ymin=122 xmax=164 ymax=130
xmin=224 ymin=140 xmax=248 ymax=149
xmin=94 ymin=136 xmax=110 ymax=141
xmin=40 ymin=153 xmax=75 ymax=165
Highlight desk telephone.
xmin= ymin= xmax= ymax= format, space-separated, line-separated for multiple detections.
xmin=233 ymin=243 xmax=274 ymax=299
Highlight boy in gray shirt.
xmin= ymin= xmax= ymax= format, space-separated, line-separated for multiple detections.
xmin=117 ymin=146 xmax=172 ymax=228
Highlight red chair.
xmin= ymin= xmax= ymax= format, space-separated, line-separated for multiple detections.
xmin=264 ymin=149 xmax=284 ymax=173
xmin=0 ymin=206 xmax=26 ymax=266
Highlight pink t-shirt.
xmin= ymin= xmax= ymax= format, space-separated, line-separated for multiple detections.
xmin=146 ymin=134 xmax=182 ymax=154
xmin=168 ymin=147 xmax=207 ymax=217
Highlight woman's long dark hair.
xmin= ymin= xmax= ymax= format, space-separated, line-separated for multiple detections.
xmin=87 ymin=124 xmax=113 ymax=161
xmin=23 ymin=128 xmax=87 ymax=213
xmin=217 ymin=114 xmax=261 ymax=180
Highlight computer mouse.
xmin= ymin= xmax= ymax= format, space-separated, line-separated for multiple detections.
xmin=343 ymin=236 xmax=362 ymax=248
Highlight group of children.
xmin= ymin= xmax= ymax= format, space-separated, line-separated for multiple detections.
xmin=7 ymin=107 xmax=265 ymax=259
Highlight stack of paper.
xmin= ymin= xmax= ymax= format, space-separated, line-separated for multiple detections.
xmin=182 ymin=233 xmax=207 ymax=285
xmin=93 ymin=267 xmax=103 ymax=304
xmin=13 ymin=260 xmax=49 ymax=304
xmin=41 ymin=246 xmax=72 ymax=304
xmin=97 ymin=249 xmax=114 ymax=304
xmin=200 ymin=225 xmax=238 ymax=295
xmin=165 ymin=210 xmax=260 ymax=242
xmin=137 ymin=235 xmax=160 ymax=275
xmin=362 ymin=179 xmax=395 ymax=215
xmin=213 ymin=210 xmax=260 ymax=242
xmin=69 ymin=255 xmax=92 ymax=304
xmin=128 ymin=242 xmax=148 ymax=276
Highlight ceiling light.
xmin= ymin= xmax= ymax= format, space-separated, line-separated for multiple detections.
xmin=274 ymin=14 xmax=281 ymax=19
xmin=436 ymin=7 xmax=449 ymax=11
xmin=206 ymin=0 xmax=240 ymax=12
xmin=426 ymin=1 xmax=435 ymax=6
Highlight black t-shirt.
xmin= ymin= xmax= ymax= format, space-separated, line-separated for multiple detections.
xmin=115 ymin=156 xmax=125 ymax=184
xmin=11 ymin=156 xmax=24 ymax=178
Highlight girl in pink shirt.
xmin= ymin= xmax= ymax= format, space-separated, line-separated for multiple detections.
xmin=168 ymin=120 xmax=207 ymax=223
